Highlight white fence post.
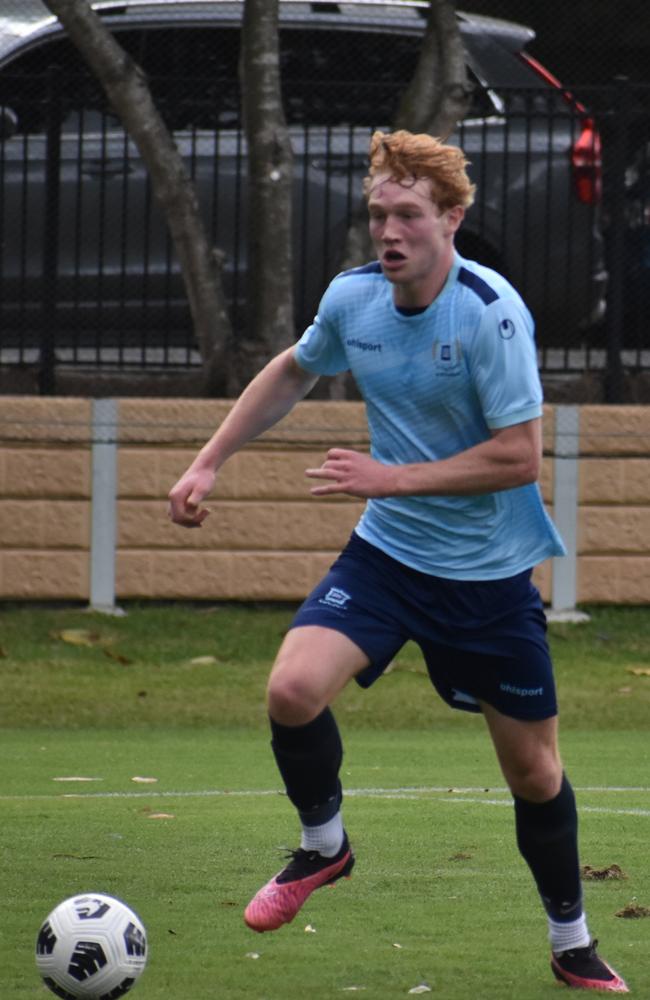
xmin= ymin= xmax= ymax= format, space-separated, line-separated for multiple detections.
xmin=548 ymin=404 xmax=589 ymax=623
xmin=88 ymin=398 xmax=123 ymax=615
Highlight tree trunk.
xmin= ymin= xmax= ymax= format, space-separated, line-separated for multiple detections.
xmin=43 ymin=0 xmax=233 ymax=395
xmin=339 ymin=0 xmax=470 ymax=274
xmin=236 ymin=0 xmax=295 ymax=391
xmin=393 ymin=0 xmax=470 ymax=136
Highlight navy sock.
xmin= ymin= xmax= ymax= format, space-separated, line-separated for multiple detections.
xmin=514 ymin=774 xmax=583 ymax=922
xmin=270 ymin=709 xmax=343 ymax=826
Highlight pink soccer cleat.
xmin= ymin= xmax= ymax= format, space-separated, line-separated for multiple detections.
xmin=551 ymin=940 xmax=629 ymax=992
xmin=244 ymin=835 xmax=354 ymax=932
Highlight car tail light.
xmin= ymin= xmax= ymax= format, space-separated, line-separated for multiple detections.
xmin=571 ymin=119 xmax=602 ymax=205
xmin=519 ymin=52 xmax=602 ymax=205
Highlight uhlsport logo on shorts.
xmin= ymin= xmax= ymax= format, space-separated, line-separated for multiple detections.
xmin=319 ymin=587 xmax=352 ymax=610
xmin=500 ymin=682 xmax=544 ymax=697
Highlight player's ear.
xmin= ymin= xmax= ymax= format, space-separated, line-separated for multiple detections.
xmin=446 ymin=205 xmax=465 ymax=236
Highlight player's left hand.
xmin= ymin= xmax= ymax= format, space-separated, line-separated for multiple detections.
xmin=306 ymin=448 xmax=397 ymax=498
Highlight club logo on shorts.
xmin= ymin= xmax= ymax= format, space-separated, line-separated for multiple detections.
xmin=319 ymin=587 xmax=352 ymax=610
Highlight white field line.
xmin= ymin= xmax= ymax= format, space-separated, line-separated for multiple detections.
xmin=2 ymin=785 xmax=650 ymax=818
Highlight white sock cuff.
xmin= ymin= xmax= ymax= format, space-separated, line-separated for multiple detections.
xmin=548 ymin=914 xmax=591 ymax=953
xmin=300 ymin=811 xmax=344 ymax=857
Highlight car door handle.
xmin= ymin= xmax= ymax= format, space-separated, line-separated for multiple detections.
xmin=82 ymin=159 xmax=133 ymax=179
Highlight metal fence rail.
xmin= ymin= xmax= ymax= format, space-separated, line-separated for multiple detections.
xmin=0 ymin=73 xmax=647 ymax=394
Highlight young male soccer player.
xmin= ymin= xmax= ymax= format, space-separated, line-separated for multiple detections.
xmin=168 ymin=130 xmax=628 ymax=992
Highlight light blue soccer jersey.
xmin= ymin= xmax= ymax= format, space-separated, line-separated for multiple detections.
xmin=295 ymin=252 xmax=566 ymax=579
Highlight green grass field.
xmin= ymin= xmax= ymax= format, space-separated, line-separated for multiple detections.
xmin=1 ymin=603 xmax=649 ymax=998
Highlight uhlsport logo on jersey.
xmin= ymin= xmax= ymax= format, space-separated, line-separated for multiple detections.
xmin=319 ymin=587 xmax=352 ymax=610
xmin=499 ymin=318 xmax=516 ymax=339
xmin=346 ymin=337 xmax=382 ymax=353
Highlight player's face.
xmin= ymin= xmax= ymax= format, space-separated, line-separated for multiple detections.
xmin=367 ymin=173 xmax=464 ymax=304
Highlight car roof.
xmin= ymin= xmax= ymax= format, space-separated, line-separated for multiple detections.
xmin=0 ymin=0 xmax=535 ymax=66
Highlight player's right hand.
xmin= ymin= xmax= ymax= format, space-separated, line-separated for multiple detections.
xmin=167 ymin=468 xmax=216 ymax=528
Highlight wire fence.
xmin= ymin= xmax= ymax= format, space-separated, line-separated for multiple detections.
xmin=0 ymin=5 xmax=647 ymax=399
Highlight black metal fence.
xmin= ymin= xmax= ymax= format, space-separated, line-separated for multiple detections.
xmin=0 ymin=71 xmax=647 ymax=396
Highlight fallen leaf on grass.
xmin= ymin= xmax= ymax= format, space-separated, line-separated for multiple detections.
xmin=189 ymin=655 xmax=220 ymax=666
xmin=384 ymin=661 xmax=426 ymax=676
xmin=103 ymin=648 xmax=132 ymax=665
xmin=616 ymin=902 xmax=650 ymax=918
xmin=304 ymin=924 xmax=317 ymax=933
xmin=245 ymin=951 xmax=261 ymax=959
xmin=131 ymin=776 xmax=158 ymax=783
xmin=449 ymin=852 xmax=473 ymax=861
xmin=408 ymin=985 xmax=432 ymax=995
xmin=51 ymin=629 xmax=131 ymax=662
xmin=52 ymin=854 xmax=99 ymax=860
xmin=342 ymin=988 xmax=367 ymax=992
xmin=581 ymin=864 xmax=627 ymax=880
xmin=51 ymin=629 xmax=102 ymax=647
xmin=145 ymin=812 xmax=175 ymax=820
xmin=626 ymin=667 xmax=650 ymax=677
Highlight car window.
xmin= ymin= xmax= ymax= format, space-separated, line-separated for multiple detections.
xmin=115 ymin=26 xmax=242 ymax=128
xmin=282 ymin=28 xmax=415 ymax=126
xmin=0 ymin=28 xmax=241 ymax=134
xmin=0 ymin=22 xmax=499 ymax=135
xmin=0 ymin=35 xmax=111 ymax=134
xmin=281 ymin=28 xmax=497 ymax=126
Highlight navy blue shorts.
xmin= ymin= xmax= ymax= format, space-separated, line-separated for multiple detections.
xmin=290 ymin=532 xmax=557 ymax=721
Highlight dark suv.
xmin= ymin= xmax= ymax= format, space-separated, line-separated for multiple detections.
xmin=0 ymin=1 xmax=606 ymax=361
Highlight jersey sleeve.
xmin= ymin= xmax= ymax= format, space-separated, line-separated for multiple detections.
xmin=294 ymin=284 xmax=349 ymax=376
xmin=467 ymin=296 xmax=543 ymax=429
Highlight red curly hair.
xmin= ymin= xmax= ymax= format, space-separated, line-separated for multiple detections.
xmin=364 ymin=130 xmax=476 ymax=211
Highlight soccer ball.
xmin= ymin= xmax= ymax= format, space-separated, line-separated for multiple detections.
xmin=35 ymin=893 xmax=147 ymax=1000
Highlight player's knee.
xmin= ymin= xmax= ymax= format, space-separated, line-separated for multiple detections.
xmin=505 ymin=755 xmax=563 ymax=802
xmin=267 ymin=671 xmax=323 ymax=726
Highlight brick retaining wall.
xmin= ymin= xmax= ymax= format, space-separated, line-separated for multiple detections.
xmin=0 ymin=398 xmax=648 ymax=605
